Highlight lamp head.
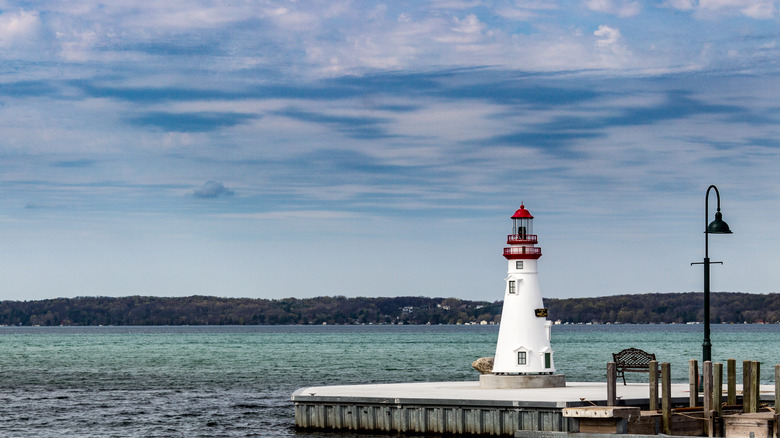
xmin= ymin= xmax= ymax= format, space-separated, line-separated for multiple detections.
xmin=707 ymin=210 xmax=732 ymax=234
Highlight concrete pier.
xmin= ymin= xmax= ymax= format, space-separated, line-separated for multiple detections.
xmin=292 ymin=381 xmax=696 ymax=435
xmin=480 ymin=374 xmax=567 ymax=389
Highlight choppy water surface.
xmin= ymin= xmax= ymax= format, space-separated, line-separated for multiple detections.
xmin=0 ymin=324 xmax=778 ymax=436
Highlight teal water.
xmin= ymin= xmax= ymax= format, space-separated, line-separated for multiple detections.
xmin=0 ymin=324 xmax=778 ymax=436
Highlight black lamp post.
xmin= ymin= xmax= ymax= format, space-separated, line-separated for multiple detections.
xmin=693 ymin=185 xmax=732 ymax=364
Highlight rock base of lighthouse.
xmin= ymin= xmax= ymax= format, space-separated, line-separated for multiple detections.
xmin=479 ymin=374 xmax=566 ymax=389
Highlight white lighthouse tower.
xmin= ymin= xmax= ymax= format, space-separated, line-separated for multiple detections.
xmin=481 ymin=204 xmax=565 ymax=388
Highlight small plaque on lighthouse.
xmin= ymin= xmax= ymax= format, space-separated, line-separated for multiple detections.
xmin=535 ymin=308 xmax=548 ymax=317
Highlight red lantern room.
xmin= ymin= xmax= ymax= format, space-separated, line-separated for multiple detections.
xmin=504 ymin=204 xmax=541 ymax=259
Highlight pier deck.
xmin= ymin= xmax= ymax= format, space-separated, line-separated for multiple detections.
xmin=293 ymin=381 xmax=699 ymax=435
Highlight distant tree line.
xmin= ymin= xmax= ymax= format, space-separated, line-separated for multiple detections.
xmin=0 ymin=295 xmax=501 ymax=326
xmin=0 ymin=292 xmax=778 ymax=326
xmin=546 ymin=292 xmax=780 ymax=325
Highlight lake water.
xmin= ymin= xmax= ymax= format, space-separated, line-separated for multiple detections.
xmin=0 ymin=324 xmax=778 ymax=437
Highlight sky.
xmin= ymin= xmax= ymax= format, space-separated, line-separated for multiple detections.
xmin=1 ymin=0 xmax=779 ymax=302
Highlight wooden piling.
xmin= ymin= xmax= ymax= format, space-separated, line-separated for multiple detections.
xmin=649 ymin=360 xmax=659 ymax=411
xmin=775 ymin=364 xmax=779 ymax=413
xmin=662 ymin=362 xmax=671 ymax=435
xmin=750 ymin=360 xmax=760 ymax=413
xmin=703 ymin=361 xmax=712 ymax=412
xmin=714 ymin=362 xmax=723 ymax=417
xmin=690 ymin=359 xmax=699 ymax=407
xmin=714 ymin=362 xmax=723 ymax=438
xmin=607 ymin=362 xmax=617 ymax=406
xmin=775 ymin=413 xmax=780 ymax=438
xmin=703 ymin=361 xmax=713 ymax=437
xmin=727 ymin=358 xmax=736 ymax=406
xmin=743 ymin=360 xmax=752 ymax=413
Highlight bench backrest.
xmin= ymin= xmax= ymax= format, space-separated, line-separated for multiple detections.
xmin=612 ymin=348 xmax=656 ymax=369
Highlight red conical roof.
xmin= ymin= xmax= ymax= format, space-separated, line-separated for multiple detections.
xmin=511 ymin=204 xmax=533 ymax=219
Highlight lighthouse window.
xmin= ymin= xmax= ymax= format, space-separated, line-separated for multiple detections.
xmin=517 ymin=351 xmax=527 ymax=365
xmin=508 ymin=281 xmax=516 ymax=294
xmin=516 ymin=261 xmax=523 ymax=270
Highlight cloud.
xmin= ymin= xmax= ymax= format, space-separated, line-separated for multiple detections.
xmin=585 ymin=0 xmax=642 ymax=17
xmin=663 ymin=0 xmax=696 ymax=9
xmin=0 ymin=0 xmax=758 ymax=85
xmin=130 ymin=112 xmax=257 ymax=133
xmin=452 ymin=14 xmax=485 ymax=34
xmin=675 ymin=0 xmax=779 ymax=19
xmin=52 ymin=159 xmax=96 ymax=168
xmin=0 ymin=80 xmax=58 ymax=97
xmin=24 ymin=202 xmax=65 ymax=210
xmin=594 ymin=25 xmax=622 ymax=48
xmin=74 ymin=81 xmax=366 ymax=103
xmin=193 ymin=181 xmax=234 ymax=199
xmin=496 ymin=2 xmax=560 ymax=20
xmin=274 ymin=108 xmax=394 ymax=139
xmin=479 ymin=131 xmax=600 ymax=158
xmin=0 ymin=10 xmax=41 ymax=48
xmin=732 ymin=0 xmax=777 ymax=18
xmin=219 ymin=210 xmax=359 ymax=220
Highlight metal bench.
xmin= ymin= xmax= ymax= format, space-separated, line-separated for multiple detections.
xmin=612 ymin=348 xmax=656 ymax=385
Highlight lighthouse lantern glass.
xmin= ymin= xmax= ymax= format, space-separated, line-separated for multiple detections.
xmin=513 ymin=217 xmax=533 ymax=238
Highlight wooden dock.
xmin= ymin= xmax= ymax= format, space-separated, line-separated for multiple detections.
xmin=294 ymin=362 xmax=780 ymax=436
xmin=292 ymin=381 xmax=695 ymax=436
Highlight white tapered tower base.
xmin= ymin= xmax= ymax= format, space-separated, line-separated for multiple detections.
xmin=479 ymin=374 xmax=566 ymax=389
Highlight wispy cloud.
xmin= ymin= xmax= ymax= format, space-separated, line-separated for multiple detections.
xmin=24 ymin=202 xmax=66 ymax=210
xmin=51 ymin=159 xmax=96 ymax=168
xmin=586 ymin=0 xmax=642 ymax=17
xmin=686 ymin=0 xmax=778 ymax=19
xmin=274 ymin=108 xmax=394 ymax=139
xmin=0 ymin=10 xmax=42 ymax=49
xmin=131 ymin=112 xmax=257 ymax=133
xmin=218 ymin=210 xmax=359 ymax=220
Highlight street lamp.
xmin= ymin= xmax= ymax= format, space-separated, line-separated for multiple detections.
xmin=692 ymin=185 xmax=732 ymax=365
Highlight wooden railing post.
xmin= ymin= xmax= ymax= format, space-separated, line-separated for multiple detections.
xmin=750 ymin=360 xmax=760 ymax=413
xmin=775 ymin=414 xmax=780 ymax=438
xmin=727 ymin=358 xmax=736 ymax=406
xmin=743 ymin=360 xmax=752 ymax=413
xmin=649 ymin=360 xmax=659 ymax=411
xmin=690 ymin=359 xmax=699 ymax=407
xmin=775 ymin=364 xmax=780 ymax=417
xmin=607 ymin=361 xmax=617 ymax=406
xmin=703 ymin=361 xmax=713 ymax=437
xmin=662 ymin=362 xmax=671 ymax=435
xmin=714 ymin=362 xmax=723 ymax=438
xmin=703 ymin=361 xmax=712 ymax=411
xmin=714 ymin=362 xmax=723 ymax=417
xmin=775 ymin=364 xmax=780 ymax=438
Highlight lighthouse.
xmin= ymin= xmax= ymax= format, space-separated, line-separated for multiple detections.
xmin=481 ymin=204 xmax=565 ymax=388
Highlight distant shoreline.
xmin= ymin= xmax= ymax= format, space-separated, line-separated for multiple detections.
xmin=1 ymin=292 xmax=778 ymax=326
